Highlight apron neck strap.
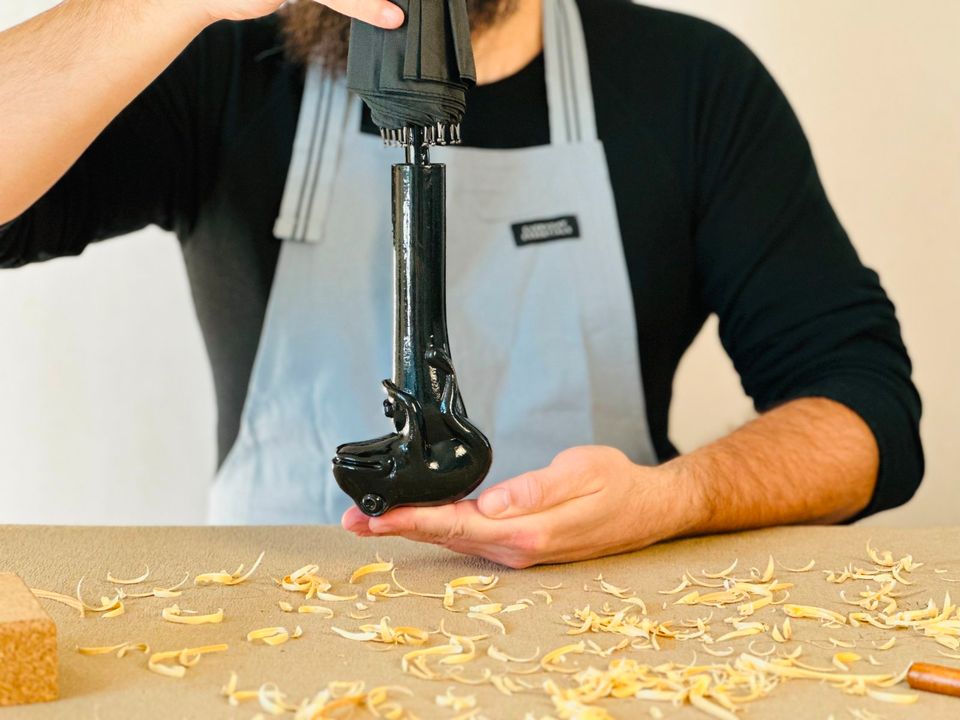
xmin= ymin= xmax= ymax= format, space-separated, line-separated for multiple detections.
xmin=544 ymin=0 xmax=599 ymax=146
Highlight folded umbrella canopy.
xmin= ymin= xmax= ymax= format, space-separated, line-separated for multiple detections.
xmin=346 ymin=0 xmax=477 ymax=135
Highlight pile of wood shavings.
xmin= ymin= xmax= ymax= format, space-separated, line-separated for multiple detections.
xmin=539 ymin=651 xmax=913 ymax=720
xmin=319 ymin=544 xmax=954 ymax=718
xmin=26 ymin=542 xmax=960 ymax=719
xmin=222 ymin=673 xmax=419 ymax=719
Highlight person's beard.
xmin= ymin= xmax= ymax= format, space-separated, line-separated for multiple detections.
xmin=280 ymin=0 xmax=518 ymax=73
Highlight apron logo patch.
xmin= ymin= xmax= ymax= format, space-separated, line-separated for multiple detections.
xmin=511 ymin=216 xmax=581 ymax=246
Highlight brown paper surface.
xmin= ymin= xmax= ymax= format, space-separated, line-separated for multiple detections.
xmin=0 ymin=524 xmax=958 ymax=719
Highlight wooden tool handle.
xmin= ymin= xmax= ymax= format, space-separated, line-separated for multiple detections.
xmin=908 ymin=662 xmax=960 ymax=698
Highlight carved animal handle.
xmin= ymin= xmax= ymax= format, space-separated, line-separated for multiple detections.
xmin=333 ymin=144 xmax=492 ymax=517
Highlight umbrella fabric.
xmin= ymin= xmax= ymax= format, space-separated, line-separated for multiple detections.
xmin=347 ymin=0 xmax=477 ymax=131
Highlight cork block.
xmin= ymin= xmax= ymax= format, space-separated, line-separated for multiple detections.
xmin=0 ymin=573 xmax=58 ymax=706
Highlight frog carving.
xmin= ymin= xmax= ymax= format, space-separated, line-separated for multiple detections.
xmin=332 ymin=154 xmax=492 ymax=517
xmin=333 ymin=347 xmax=492 ymax=516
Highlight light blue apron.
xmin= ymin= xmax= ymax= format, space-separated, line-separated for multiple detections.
xmin=209 ymin=0 xmax=658 ymax=524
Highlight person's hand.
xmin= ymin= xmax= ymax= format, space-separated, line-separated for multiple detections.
xmin=342 ymin=446 xmax=705 ymax=568
xmin=199 ymin=0 xmax=404 ymax=28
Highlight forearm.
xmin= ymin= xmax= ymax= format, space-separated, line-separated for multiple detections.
xmin=669 ymin=397 xmax=879 ymax=536
xmin=0 ymin=0 xmax=212 ymax=224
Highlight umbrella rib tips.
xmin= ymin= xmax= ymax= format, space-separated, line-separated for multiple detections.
xmin=379 ymin=123 xmax=463 ymax=151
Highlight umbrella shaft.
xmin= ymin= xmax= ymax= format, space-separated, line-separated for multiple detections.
xmin=391 ymin=161 xmax=449 ymax=414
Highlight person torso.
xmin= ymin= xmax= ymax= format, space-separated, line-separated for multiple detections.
xmin=179 ymin=0 xmax=709 ymax=477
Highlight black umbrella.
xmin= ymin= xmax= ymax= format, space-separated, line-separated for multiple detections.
xmin=335 ymin=2 xmax=492 ymax=516
xmin=346 ymin=0 xmax=476 ymax=137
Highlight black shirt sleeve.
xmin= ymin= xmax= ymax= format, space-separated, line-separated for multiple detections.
xmin=0 ymin=26 xmax=224 ymax=268
xmin=689 ymin=26 xmax=923 ymax=516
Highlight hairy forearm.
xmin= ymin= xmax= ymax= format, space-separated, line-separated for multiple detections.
xmin=668 ymin=397 xmax=879 ymax=537
xmin=0 ymin=0 xmax=211 ymax=224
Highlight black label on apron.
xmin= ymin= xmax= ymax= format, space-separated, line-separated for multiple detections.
xmin=512 ymin=216 xmax=581 ymax=246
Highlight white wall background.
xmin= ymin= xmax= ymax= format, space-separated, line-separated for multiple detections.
xmin=1 ymin=1 xmax=957 ymax=525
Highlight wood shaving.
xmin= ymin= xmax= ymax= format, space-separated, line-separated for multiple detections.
xmin=468 ymin=612 xmax=506 ymax=634
xmin=469 ymin=603 xmax=503 ymax=615
xmin=702 ymin=560 xmax=739 ymax=579
xmin=532 ymin=589 xmax=554 ymax=605
xmin=439 ymin=637 xmax=477 ymax=666
xmin=592 ymin=574 xmax=636 ymax=600
xmin=31 ymin=588 xmax=86 ymax=617
xmin=106 ymin=567 xmax=150 ymax=585
xmin=832 ymin=651 xmax=861 ymax=671
xmin=161 ymin=604 xmax=224 ymax=625
xmin=700 ymin=645 xmax=735 ymax=657
xmin=298 ymin=605 xmax=334 ymax=617
xmin=502 ymin=603 xmax=529 ymax=613
xmin=147 ymin=574 xmax=190 ymax=599
xmin=865 ymin=688 xmax=918 ymax=704
xmin=488 ymin=645 xmax=540 ymax=663
xmin=148 ymin=644 xmax=227 ymax=678
xmin=437 ymin=618 xmax=489 ymax=643
xmin=247 ymin=627 xmax=297 ymax=646
xmin=401 ymin=643 xmax=464 ymax=677
xmin=116 ymin=642 xmax=150 ymax=658
xmin=771 ymin=624 xmax=786 ymax=643
xmin=366 ymin=583 xmax=398 ymax=601
xmin=102 ymin=600 xmax=125 ymax=618
xmin=195 ymin=551 xmax=265 ymax=586
xmin=75 ymin=579 xmax=122 ymax=614
xmin=277 ymin=564 xmax=332 ymax=597
xmin=389 ymin=569 xmax=445 ymax=599
xmin=77 ymin=641 xmax=149 ymax=657
xmin=313 ymin=592 xmax=359 ymax=602
xmin=716 ymin=624 xmax=766 ymax=643
xmin=541 ymin=642 xmax=586 ymax=673
xmin=783 ymin=604 xmax=847 ymax=625
xmin=659 ymin=578 xmax=692 ymax=595
xmin=332 ymin=627 xmax=378 ymax=642
xmin=350 ymin=561 xmax=394 ymax=584
xmin=435 ymin=687 xmax=477 ymax=712
xmin=779 ymin=559 xmax=817 ymax=573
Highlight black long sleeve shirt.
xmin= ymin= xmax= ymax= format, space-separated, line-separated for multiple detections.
xmin=0 ymin=0 xmax=923 ymax=518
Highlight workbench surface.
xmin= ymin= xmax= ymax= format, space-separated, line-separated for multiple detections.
xmin=1 ymin=525 xmax=958 ymax=719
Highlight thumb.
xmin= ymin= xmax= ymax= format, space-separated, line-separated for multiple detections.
xmin=318 ymin=0 xmax=405 ymax=29
xmin=477 ymin=466 xmax=585 ymax=519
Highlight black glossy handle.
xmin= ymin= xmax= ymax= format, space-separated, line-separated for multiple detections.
xmin=333 ymin=149 xmax=492 ymax=516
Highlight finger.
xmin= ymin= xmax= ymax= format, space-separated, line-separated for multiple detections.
xmin=367 ymin=501 xmax=506 ymax=548
xmin=367 ymin=501 xmax=553 ymax=568
xmin=342 ymin=506 xmax=372 ymax=533
xmin=317 ymin=0 xmax=405 ymax=28
xmin=477 ymin=466 xmax=598 ymax=519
